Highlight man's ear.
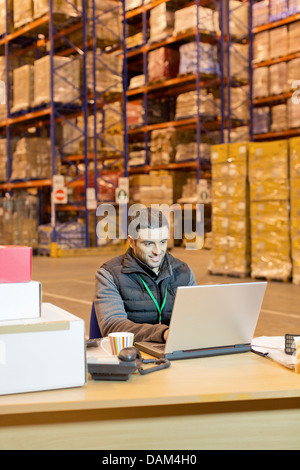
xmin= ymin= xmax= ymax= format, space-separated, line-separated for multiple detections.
xmin=127 ymin=235 xmax=135 ymax=249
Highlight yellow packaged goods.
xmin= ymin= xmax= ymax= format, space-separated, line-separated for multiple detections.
xmin=227 ymin=142 xmax=248 ymax=162
xmin=211 ymin=144 xmax=228 ymax=164
xmin=291 ymin=203 xmax=300 ymax=219
xmin=211 ymin=233 xmax=227 ymax=251
xmin=212 ymin=215 xmax=249 ymax=236
xmin=227 ymin=252 xmax=250 ymax=274
xmin=212 ymin=160 xmax=247 ymax=179
xmin=290 ymin=176 xmax=300 ymax=190
xmin=250 ymin=200 xmax=290 ymax=218
xmin=227 ymin=234 xmax=250 ymax=253
xmin=212 ymin=178 xmax=248 ymax=200
xmin=210 ymin=141 xmax=250 ymax=276
xmin=250 ymin=179 xmax=289 ymax=201
xmin=290 ymin=174 xmax=300 ymax=285
xmin=291 ymin=215 xmax=300 ymax=235
xmin=252 ymin=235 xmax=291 ymax=258
xmin=208 ymin=249 xmax=228 ymax=274
xmin=248 ymin=141 xmax=288 ymax=181
xmin=249 ymin=140 xmax=288 ymax=160
xmin=251 ymin=255 xmax=292 ymax=280
xmin=250 ymin=157 xmax=288 ymax=180
xmin=292 ymin=237 xmax=300 ymax=255
xmin=212 ymin=216 xmax=228 ymax=235
xmin=228 ymin=217 xmax=248 ymax=235
xmin=227 ymin=198 xmax=247 ymax=217
xmin=209 ymin=235 xmax=250 ymax=276
xmin=251 ymin=216 xmax=289 ymax=235
xmin=290 ymin=137 xmax=300 ymax=178
xmin=212 ymin=199 xmax=228 ymax=217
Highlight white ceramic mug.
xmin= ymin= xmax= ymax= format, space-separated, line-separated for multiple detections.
xmin=101 ymin=332 xmax=134 ymax=356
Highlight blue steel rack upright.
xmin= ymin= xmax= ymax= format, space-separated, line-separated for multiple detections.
xmin=195 ymin=0 xmax=226 ymax=183
xmin=0 ymin=0 xmax=92 ymax=252
xmin=48 ymin=0 xmax=90 ymax=249
xmin=90 ymin=0 xmax=128 ymax=246
xmin=226 ymin=0 xmax=254 ymax=142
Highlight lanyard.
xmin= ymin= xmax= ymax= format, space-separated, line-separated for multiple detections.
xmin=138 ymin=274 xmax=168 ymax=323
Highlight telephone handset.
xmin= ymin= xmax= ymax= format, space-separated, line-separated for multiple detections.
xmin=118 ymin=347 xmax=170 ymax=375
xmin=87 ymin=346 xmax=170 ymax=381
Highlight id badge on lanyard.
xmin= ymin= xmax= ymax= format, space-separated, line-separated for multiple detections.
xmin=138 ymin=274 xmax=168 ymax=323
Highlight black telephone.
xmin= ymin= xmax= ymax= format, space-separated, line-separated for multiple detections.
xmin=87 ymin=346 xmax=171 ymax=381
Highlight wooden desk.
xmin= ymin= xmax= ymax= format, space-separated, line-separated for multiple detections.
xmin=1 ymin=352 xmax=300 ymax=450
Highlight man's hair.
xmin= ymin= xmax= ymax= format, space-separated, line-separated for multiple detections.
xmin=128 ymin=207 xmax=169 ymax=240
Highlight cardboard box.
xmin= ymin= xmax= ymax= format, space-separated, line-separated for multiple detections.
xmin=11 ymin=64 xmax=34 ymax=113
xmin=0 ymin=245 xmax=32 ymax=283
xmin=0 ymin=280 xmax=41 ymax=321
xmin=0 ymin=303 xmax=86 ymax=395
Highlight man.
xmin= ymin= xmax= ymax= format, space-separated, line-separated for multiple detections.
xmin=94 ymin=207 xmax=197 ymax=343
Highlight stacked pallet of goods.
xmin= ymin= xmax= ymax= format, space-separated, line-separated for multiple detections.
xmin=248 ymin=140 xmax=291 ymax=280
xmin=289 ymin=137 xmax=300 ymax=285
xmin=209 ymin=142 xmax=250 ymax=277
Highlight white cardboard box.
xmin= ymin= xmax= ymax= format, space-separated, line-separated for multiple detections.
xmin=0 ymin=303 xmax=86 ymax=395
xmin=0 ymin=280 xmax=41 ymax=321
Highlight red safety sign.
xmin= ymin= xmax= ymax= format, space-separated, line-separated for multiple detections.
xmin=53 ymin=187 xmax=67 ymax=204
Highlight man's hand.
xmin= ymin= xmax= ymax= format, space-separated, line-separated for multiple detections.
xmin=163 ymin=329 xmax=169 ymax=342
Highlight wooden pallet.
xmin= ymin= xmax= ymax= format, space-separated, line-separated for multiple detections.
xmin=208 ymin=269 xmax=250 ymax=279
xmin=251 ymin=274 xmax=292 ymax=283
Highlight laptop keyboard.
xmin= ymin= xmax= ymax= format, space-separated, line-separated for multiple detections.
xmin=153 ymin=343 xmax=166 ymax=351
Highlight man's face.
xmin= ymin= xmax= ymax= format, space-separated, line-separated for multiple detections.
xmin=128 ymin=225 xmax=169 ymax=272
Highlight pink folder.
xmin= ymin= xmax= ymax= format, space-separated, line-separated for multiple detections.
xmin=0 ymin=246 xmax=32 ymax=283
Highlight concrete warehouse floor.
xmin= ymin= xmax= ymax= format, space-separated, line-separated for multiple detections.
xmin=32 ymin=246 xmax=300 ymax=340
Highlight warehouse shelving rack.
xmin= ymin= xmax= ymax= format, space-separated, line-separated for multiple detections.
xmin=124 ymin=0 xmax=228 ymax=238
xmin=251 ymin=1 xmax=300 ymax=141
xmin=125 ymin=0 xmax=226 ymax=179
xmin=0 ymin=0 xmax=130 ymax=253
xmin=0 ymin=0 xmax=91 ymax=253
xmin=226 ymin=0 xmax=253 ymax=142
xmin=122 ymin=0 xmax=229 ymax=244
xmin=89 ymin=0 xmax=129 ymax=247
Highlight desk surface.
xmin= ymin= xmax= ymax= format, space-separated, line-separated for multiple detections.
xmin=1 ymin=352 xmax=300 ymax=416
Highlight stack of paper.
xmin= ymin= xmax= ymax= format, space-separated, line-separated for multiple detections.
xmin=251 ymin=336 xmax=296 ymax=370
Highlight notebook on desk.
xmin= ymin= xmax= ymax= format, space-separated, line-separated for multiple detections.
xmin=135 ymin=282 xmax=267 ymax=361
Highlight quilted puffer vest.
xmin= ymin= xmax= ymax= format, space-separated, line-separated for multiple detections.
xmin=101 ymin=248 xmax=191 ymax=326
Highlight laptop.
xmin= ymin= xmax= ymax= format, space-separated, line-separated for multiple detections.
xmin=135 ymin=282 xmax=267 ymax=361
